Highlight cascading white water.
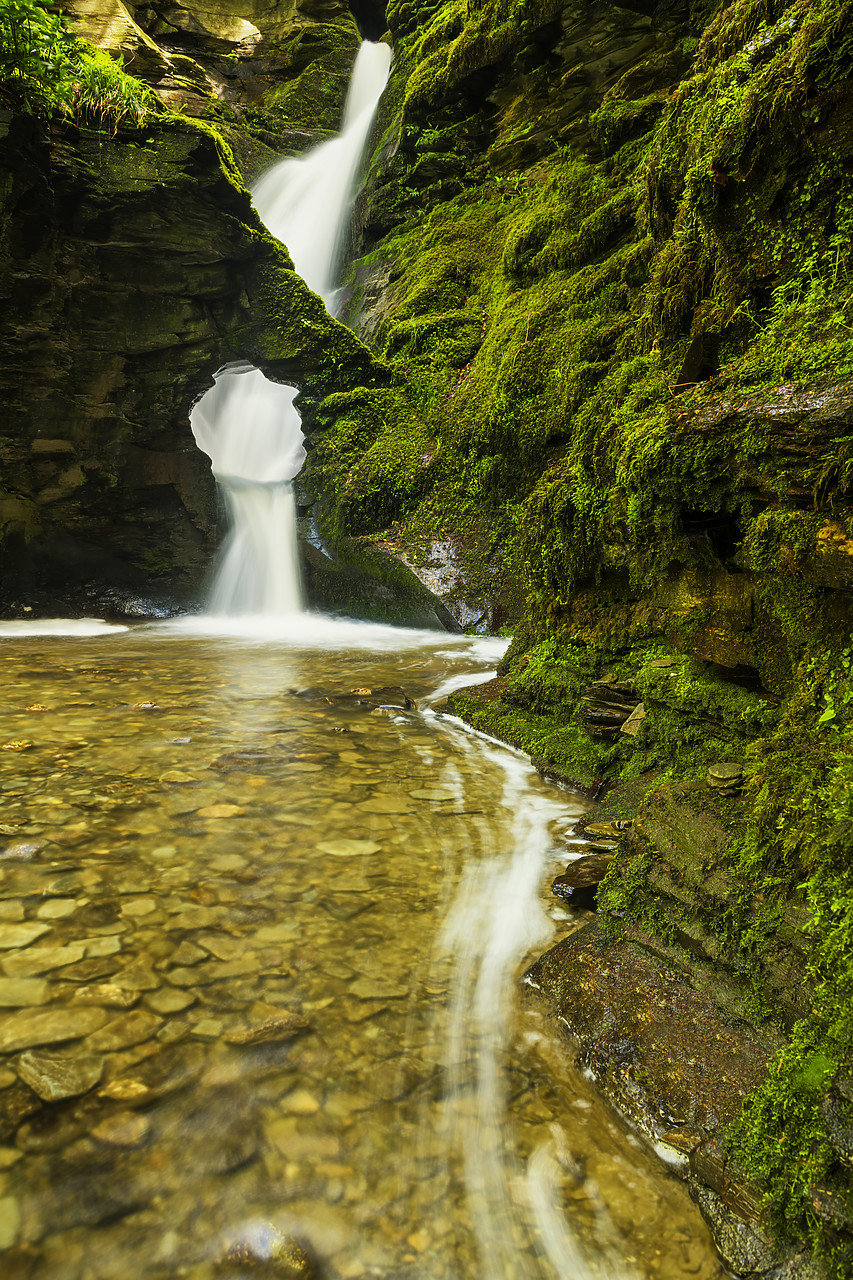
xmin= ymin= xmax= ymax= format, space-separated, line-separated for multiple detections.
xmin=191 ymin=41 xmax=392 ymax=615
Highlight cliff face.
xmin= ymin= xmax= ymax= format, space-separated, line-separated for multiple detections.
xmin=0 ymin=1 xmax=382 ymax=614
xmin=298 ymin=0 xmax=853 ymax=1272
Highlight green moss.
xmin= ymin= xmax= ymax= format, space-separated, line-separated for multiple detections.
xmin=321 ymin=5 xmax=853 ymax=1263
xmin=448 ymin=684 xmax=616 ymax=791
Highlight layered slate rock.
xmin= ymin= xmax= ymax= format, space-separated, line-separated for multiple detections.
xmin=528 ymin=919 xmax=792 ymax=1277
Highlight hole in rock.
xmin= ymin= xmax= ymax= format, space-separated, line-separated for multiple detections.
xmin=348 ymin=0 xmax=388 ymax=40
xmin=680 ymin=508 xmax=742 ymax=564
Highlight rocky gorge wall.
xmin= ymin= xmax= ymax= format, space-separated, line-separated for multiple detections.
xmin=0 ymin=0 xmax=384 ymax=615
xmin=294 ymin=0 xmax=853 ymax=1274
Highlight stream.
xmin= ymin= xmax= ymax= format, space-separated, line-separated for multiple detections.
xmin=0 ymin=617 xmax=726 ymax=1279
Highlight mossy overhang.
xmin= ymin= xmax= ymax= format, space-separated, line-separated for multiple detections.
xmin=237 ymin=232 xmax=391 ymax=399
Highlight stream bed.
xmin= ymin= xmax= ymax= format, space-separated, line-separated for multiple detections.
xmin=0 ymin=617 xmax=726 ymax=1280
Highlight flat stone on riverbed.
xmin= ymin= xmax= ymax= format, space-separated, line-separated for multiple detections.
xmin=409 ymin=789 xmax=457 ymax=801
xmin=315 ymin=839 xmax=381 ymax=858
xmin=36 ymin=898 xmax=79 ymax=920
xmin=196 ymin=804 xmax=245 ymax=819
xmin=190 ymin=1018 xmax=222 ymax=1039
xmin=91 ymin=1110 xmax=150 ymax=1147
xmin=349 ymin=975 xmax=405 ymax=1000
xmin=85 ymin=1010 xmax=163 ymax=1052
xmin=17 ymin=1050 xmax=105 ymax=1100
xmin=145 ymin=987 xmax=196 ymax=1014
xmin=0 ymin=1195 xmax=20 ymax=1249
xmin=356 ymin=797 xmax=413 ymax=815
xmin=0 ymin=921 xmax=50 ymax=950
xmin=225 ymin=1013 xmax=309 ymax=1046
xmin=0 ymin=977 xmax=49 ymax=1007
xmin=2 ymin=941 xmax=86 ymax=978
xmin=0 ymin=1006 xmax=107 ymax=1053
xmin=281 ymin=1087 xmax=320 ymax=1115
xmin=70 ymin=984 xmax=140 ymax=1009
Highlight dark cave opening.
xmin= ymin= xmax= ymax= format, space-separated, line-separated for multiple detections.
xmin=348 ymin=0 xmax=388 ymax=41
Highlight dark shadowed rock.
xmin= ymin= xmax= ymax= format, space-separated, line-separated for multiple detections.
xmin=551 ymin=854 xmax=614 ymax=909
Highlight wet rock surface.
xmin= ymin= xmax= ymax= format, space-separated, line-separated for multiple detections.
xmin=551 ymin=854 xmax=614 ymax=910
xmin=529 ymin=919 xmax=783 ymax=1261
xmin=299 ymin=535 xmax=460 ymax=632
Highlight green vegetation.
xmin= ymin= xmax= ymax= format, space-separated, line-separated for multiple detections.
xmin=0 ymin=0 xmax=77 ymax=114
xmin=0 ymin=0 xmax=158 ymax=128
xmin=318 ymin=0 xmax=853 ymax=1268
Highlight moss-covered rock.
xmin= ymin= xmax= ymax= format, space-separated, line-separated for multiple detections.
xmin=307 ymin=0 xmax=853 ymax=1270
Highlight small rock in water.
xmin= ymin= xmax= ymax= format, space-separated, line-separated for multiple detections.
xmin=191 ymin=1018 xmax=222 ymax=1039
xmin=85 ymin=1010 xmax=163 ymax=1052
xmin=70 ymin=984 xmax=140 ymax=1009
xmin=0 ymin=1195 xmax=21 ymax=1249
xmin=196 ymin=804 xmax=245 ymax=819
xmin=3 ymin=940 xmax=87 ymax=978
xmin=169 ymin=939 xmax=207 ymax=966
xmin=225 ymin=1013 xmax=309 ymax=1046
xmin=0 ymin=840 xmax=45 ymax=861
xmin=91 ymin=1109 xmax=150 ymax=1147
xmin=145 ymin=987 xmax=196 ymax=1015
xmin=552 ymin=854 xmax=615 ymax=910
xmin=314 ymin=839 xmax=381 ymax=858
xmin=0 ymin=1006 xmax=107 ymax=1054
xmin=220 ymin=1222 xmax=318 ymax=1277
xmin=281 ymin=1088 xmax=320 ymax=1115
xmin=36 ymin=898 xmax=79 ymax=920
xmin=0 ymin=978 xmax=49 ymax=1008
xmin=98 ymin=1078 xmax=151 ymax=1104
xmin=17 ymin=1050 xmax=105 ymax=1101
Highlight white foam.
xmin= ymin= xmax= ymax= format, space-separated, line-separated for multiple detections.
xmin=0 ymin=618 xmax=130 ymax=637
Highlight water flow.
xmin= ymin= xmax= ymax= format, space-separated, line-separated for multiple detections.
xmin=191 ymin=41 xmax=392 ymax=615
xmin=433 ymin=727 xmax=637 ymax=1279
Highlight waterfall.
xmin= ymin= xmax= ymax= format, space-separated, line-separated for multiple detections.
xmin=191 ymin=41 xmax=392 ymax=616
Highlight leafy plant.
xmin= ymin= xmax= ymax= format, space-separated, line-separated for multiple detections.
xmin=0 ymin=0 xmax=159 ymax=129
xmin=0 ymin=0 xmax=77 ymax=114
xmin=73 ymin=46 xmax=157 ymax=132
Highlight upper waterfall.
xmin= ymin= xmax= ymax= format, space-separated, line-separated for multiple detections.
xmin=190 ymin=41 xmax=392 ymax=616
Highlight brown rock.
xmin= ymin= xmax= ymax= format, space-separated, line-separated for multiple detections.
xmin=551 ymin=854 xmax=615 ymax=909
xmin=0 ymin=1007 xmax=107 ymax=1054
xmin=91 ymin=1110 xmax=150 ymax=1147
xmin=225 ymin=1013 xmax=309 ymax=1046
xmin=17 ymin=1051 xmax=104 ymax=1101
